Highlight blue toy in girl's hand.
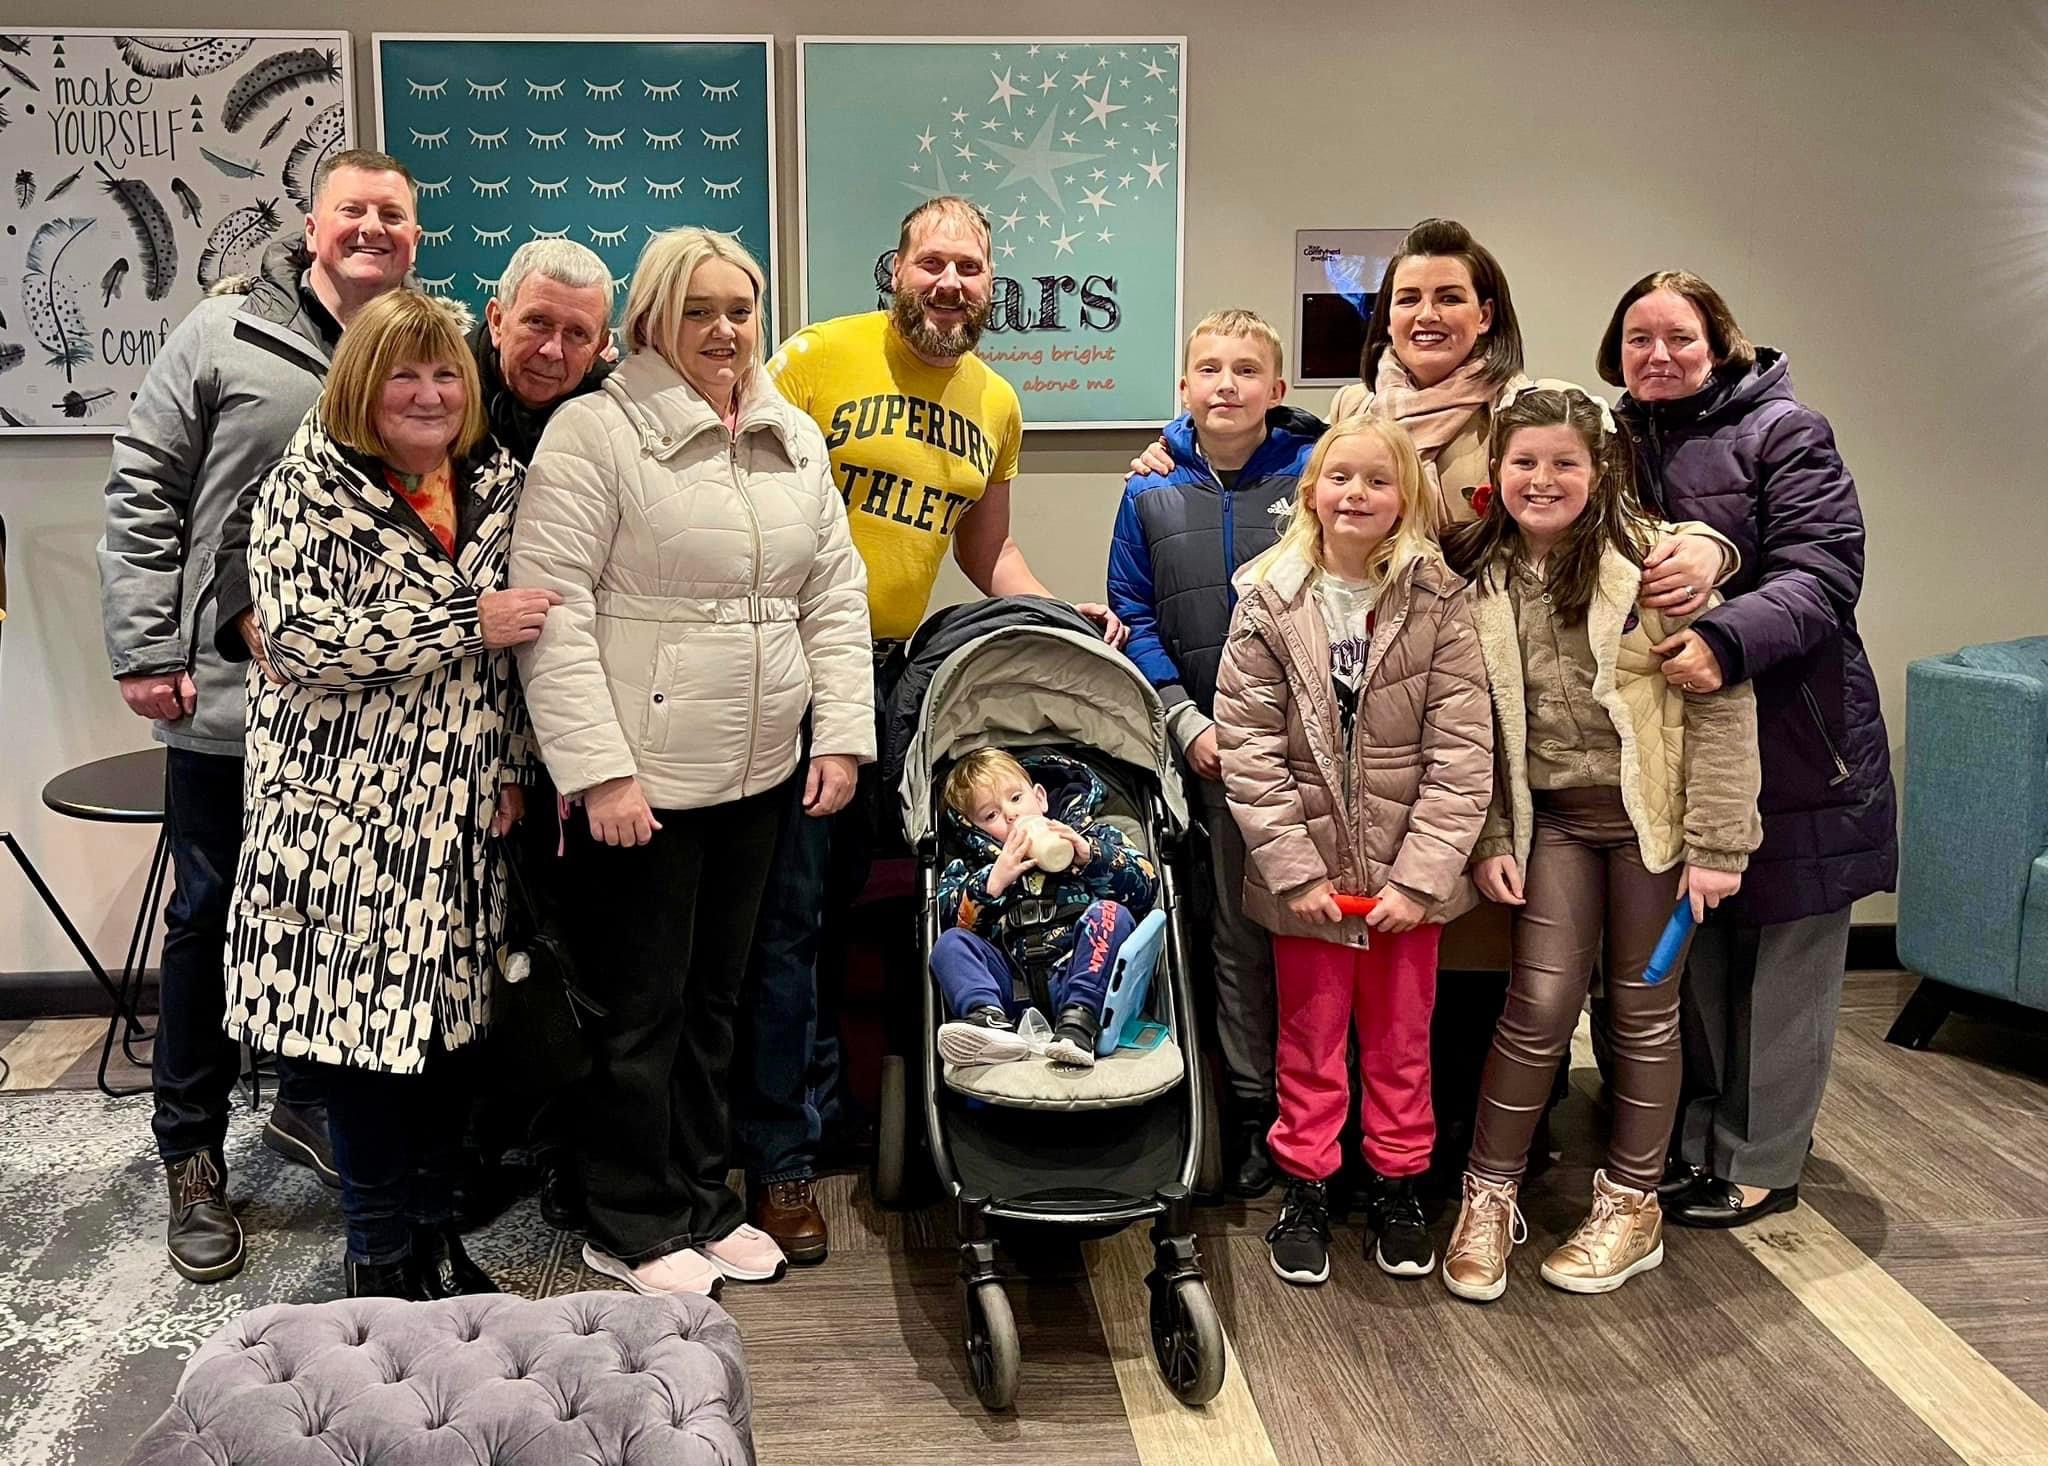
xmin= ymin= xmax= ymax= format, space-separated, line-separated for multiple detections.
xmin=1644 ymin=899 xmax=1695 ymax=985
xmin=1099 ymin=909 xmax=1168 ymax=1055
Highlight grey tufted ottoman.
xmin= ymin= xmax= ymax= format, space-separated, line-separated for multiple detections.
xmin=123 ymin=1290 xmax=754 ymax=1466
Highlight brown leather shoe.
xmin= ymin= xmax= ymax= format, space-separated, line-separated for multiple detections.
xmin=750 ymin=1178 xmax=828 ymax=1265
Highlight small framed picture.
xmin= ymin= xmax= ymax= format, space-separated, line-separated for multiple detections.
xmin=1293 ymin=228 xmax=1408 ymax=387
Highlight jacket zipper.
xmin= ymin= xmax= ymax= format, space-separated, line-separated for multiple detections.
xmin=1798 ymin=684 xmax=1852 ymax=786
xmin=1255 ymin=594 xmax=1359 ymax=897
xmin=731 ymin=427 xmax=767 ymax=791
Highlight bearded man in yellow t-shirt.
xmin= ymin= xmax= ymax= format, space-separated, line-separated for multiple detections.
xmin=736 ymin=196 xmax=1123 ymax=1264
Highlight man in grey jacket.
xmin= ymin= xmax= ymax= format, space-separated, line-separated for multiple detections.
xmin=98 ymin=149 xmax=421 ymax=1284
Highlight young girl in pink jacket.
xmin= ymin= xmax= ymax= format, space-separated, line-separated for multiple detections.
xmin=1214 ymin=416 xmax=1493 ymax=1287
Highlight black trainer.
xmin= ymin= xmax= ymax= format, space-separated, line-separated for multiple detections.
xmin=165 ymin=1151 xmax=245 ymax=1284
xmin=538 ymin=1156 xmax=588 ymax=1234
xmin=1047 ymin=1003 xmax=1101 ymax=1068
xmin=1266 ymin=1176 xmax=1332 ymax=1286
xmin=1366 ymin=1171 xmax=1436 ymax=1277
xmin=263 ymin=1099 xmax=340 ymax=1188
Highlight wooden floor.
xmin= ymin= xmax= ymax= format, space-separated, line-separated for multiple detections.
xmin=5 ymin=972 xmax=2046 ymax=1465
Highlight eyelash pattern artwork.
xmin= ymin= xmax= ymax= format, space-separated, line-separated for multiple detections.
xmin=378 ymin=39 xmax=768 ymax=321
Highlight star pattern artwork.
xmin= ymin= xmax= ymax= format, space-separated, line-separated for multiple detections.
xmin=375 ymin=36 xmax=775 ymax=331
xmin=799 ymin=38 xmax=1185 ymax=427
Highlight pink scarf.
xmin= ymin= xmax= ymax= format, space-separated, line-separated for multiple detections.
xmin=1370 ymin=351 xmax=1500 ymax=464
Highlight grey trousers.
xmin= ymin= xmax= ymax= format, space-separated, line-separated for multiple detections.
xmin=1677 ymin=905 xmax=1853 ymax=1190
xmin=1197 ymin=775 xmax=1276 ymax=1111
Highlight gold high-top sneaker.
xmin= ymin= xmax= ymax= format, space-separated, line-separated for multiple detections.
xmin=1442 ymin=1172 xmax=1526 ymax=1302
xmin=1540 ymin=1169 xmax=1665 ymax=1294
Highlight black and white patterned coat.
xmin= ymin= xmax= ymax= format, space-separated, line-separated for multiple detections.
xmin=224 ymin=410 xmax=531 ymax=1076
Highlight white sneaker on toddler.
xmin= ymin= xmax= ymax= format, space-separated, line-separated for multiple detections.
xmin=938 ymin=1005 xmax=1035 ymax=1066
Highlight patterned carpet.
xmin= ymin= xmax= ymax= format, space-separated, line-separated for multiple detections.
xmin=0 ymin=1091 xmax=584 ymax=1466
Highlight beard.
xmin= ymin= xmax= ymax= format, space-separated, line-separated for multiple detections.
xmin=890 ymin=284 xmax=990 ymax=359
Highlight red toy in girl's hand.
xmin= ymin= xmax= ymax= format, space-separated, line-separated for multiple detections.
xmin=1334 ymin=894 xmax=1379 ymax=917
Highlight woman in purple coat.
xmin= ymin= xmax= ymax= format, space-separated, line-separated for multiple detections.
xmin=1600 ymin=271 xmax=1896 ymax=1229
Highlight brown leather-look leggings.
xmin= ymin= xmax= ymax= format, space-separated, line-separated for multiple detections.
xmin=1468 ymin=786 xmax=1688 ymax=1192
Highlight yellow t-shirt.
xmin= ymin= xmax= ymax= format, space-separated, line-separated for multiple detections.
xmin=768 ymin=311 xmax=1023 ymax=640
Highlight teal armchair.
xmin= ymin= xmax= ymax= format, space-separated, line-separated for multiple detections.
xmin=1890 ymin=637 xmax=2048 ymax=1045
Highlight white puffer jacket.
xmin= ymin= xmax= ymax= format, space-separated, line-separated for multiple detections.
xmin=510 ymin=351 xmax=874 ymax=810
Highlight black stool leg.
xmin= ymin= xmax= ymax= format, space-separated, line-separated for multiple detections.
xmin=3 ymin=833 xmax=161 ymax=1099
xmin=96 ymin=827 xmax=169 ymax=1097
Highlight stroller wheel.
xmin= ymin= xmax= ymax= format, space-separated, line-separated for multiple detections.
xmin=963 ymin=1278 xmax=1020 ymax=1410
xmin=1149 ymin=1277 xmax=1225 ymax=1406
xmin=873 ymin=1054 xmax=907 ymax=1207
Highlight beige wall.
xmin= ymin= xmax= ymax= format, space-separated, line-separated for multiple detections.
xmin=4 ymin=0 xmax=2041 ymax=971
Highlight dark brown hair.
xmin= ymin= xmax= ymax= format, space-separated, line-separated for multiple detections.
xmin=1360 ymin=218 xmax=1524 ymax=387
xmin=311 ymin=148 xmax=416 ymax=209
xmin=895 ymin=195 xmax=992 ymax=262
xmin=1441 ymin=387 xmax=1654 ymax=625
xmin=1596 ymin=270 xmax=1756 ymax=388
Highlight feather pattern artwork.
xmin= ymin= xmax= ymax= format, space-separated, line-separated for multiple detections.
xmin=259 ymin=110 xmax=293 ymax=149
xmin=0 ymin=59 xmax=31 ymax=92
xmin=101 ymin=257 xmax=129 ymax=305
xmin=21 ymin=216 xmax=95 ymax=382
xmin=55 ymin=388 xmax=116 ymax=419
xmin=115 ymin=36 xmax=253 ymax=79
xmin=96 ymin=163 xmax=177 ymax=301
xmin=13 ymin=169 xmax=32 ymax=207
xmin=45 ymin=166 xmax=83 ymax=202
xmin=283 ymin=103 xmax=347 ymax=214
xmin=0 ymin=343 xmax=23 ymax=375
xmin=1 ymin=86 xmax=12 ymax=135
xmin=197 ymin=199 xmax=280 ymax=287
xmin=222 ymin=48 xmax=341 ymax=133
xmin=199 ymin=146 xmax=263 ymax=180
xmin=171 ymin=177 xmax=203 ymax=226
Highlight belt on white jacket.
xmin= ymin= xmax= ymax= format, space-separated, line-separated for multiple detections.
xmin=593 ymin=591 xmax=799 ymax=625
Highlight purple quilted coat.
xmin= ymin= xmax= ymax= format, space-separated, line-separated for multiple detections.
xmin=1619 ymin=349 xmax=1897 ymax=925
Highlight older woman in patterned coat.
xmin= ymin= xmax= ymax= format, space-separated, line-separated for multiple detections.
xmin=226 ymin=289 xmax=560 ymax=1299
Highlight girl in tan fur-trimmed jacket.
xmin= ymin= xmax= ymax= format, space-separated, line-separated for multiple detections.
xmin=1215 ymin=415 xmax=1493 ymax=1289
xmin=1438 ymin=385 xmax=1761 ymax=1304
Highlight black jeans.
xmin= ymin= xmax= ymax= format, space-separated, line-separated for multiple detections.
xmin=734 ymin=652 xmax=901 ymax=1179
xmin=153 ymin=748 xmax=320 ymax=1164
xmin=323 ymin=1047 xmax=467 ymax=1263
xmin=564 ymin=787 xmax=781 ymax=1265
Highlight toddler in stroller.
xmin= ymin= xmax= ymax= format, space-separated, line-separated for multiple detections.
xmin=933 ymin=748 xmax=1158 ymax=1068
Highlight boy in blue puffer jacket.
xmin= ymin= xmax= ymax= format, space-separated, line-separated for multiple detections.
xmin=1107 ymin=309 xmax=1324 ymax=1194
xmin=934 ymin=749 xmax=1157 ymax=1069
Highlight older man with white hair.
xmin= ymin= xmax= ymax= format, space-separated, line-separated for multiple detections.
xmin=474 ymin=239 xmax=617 ymax=464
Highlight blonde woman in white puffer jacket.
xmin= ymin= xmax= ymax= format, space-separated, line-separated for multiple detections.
xmin=509 ymin=228 xmax=873 ymax=1299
